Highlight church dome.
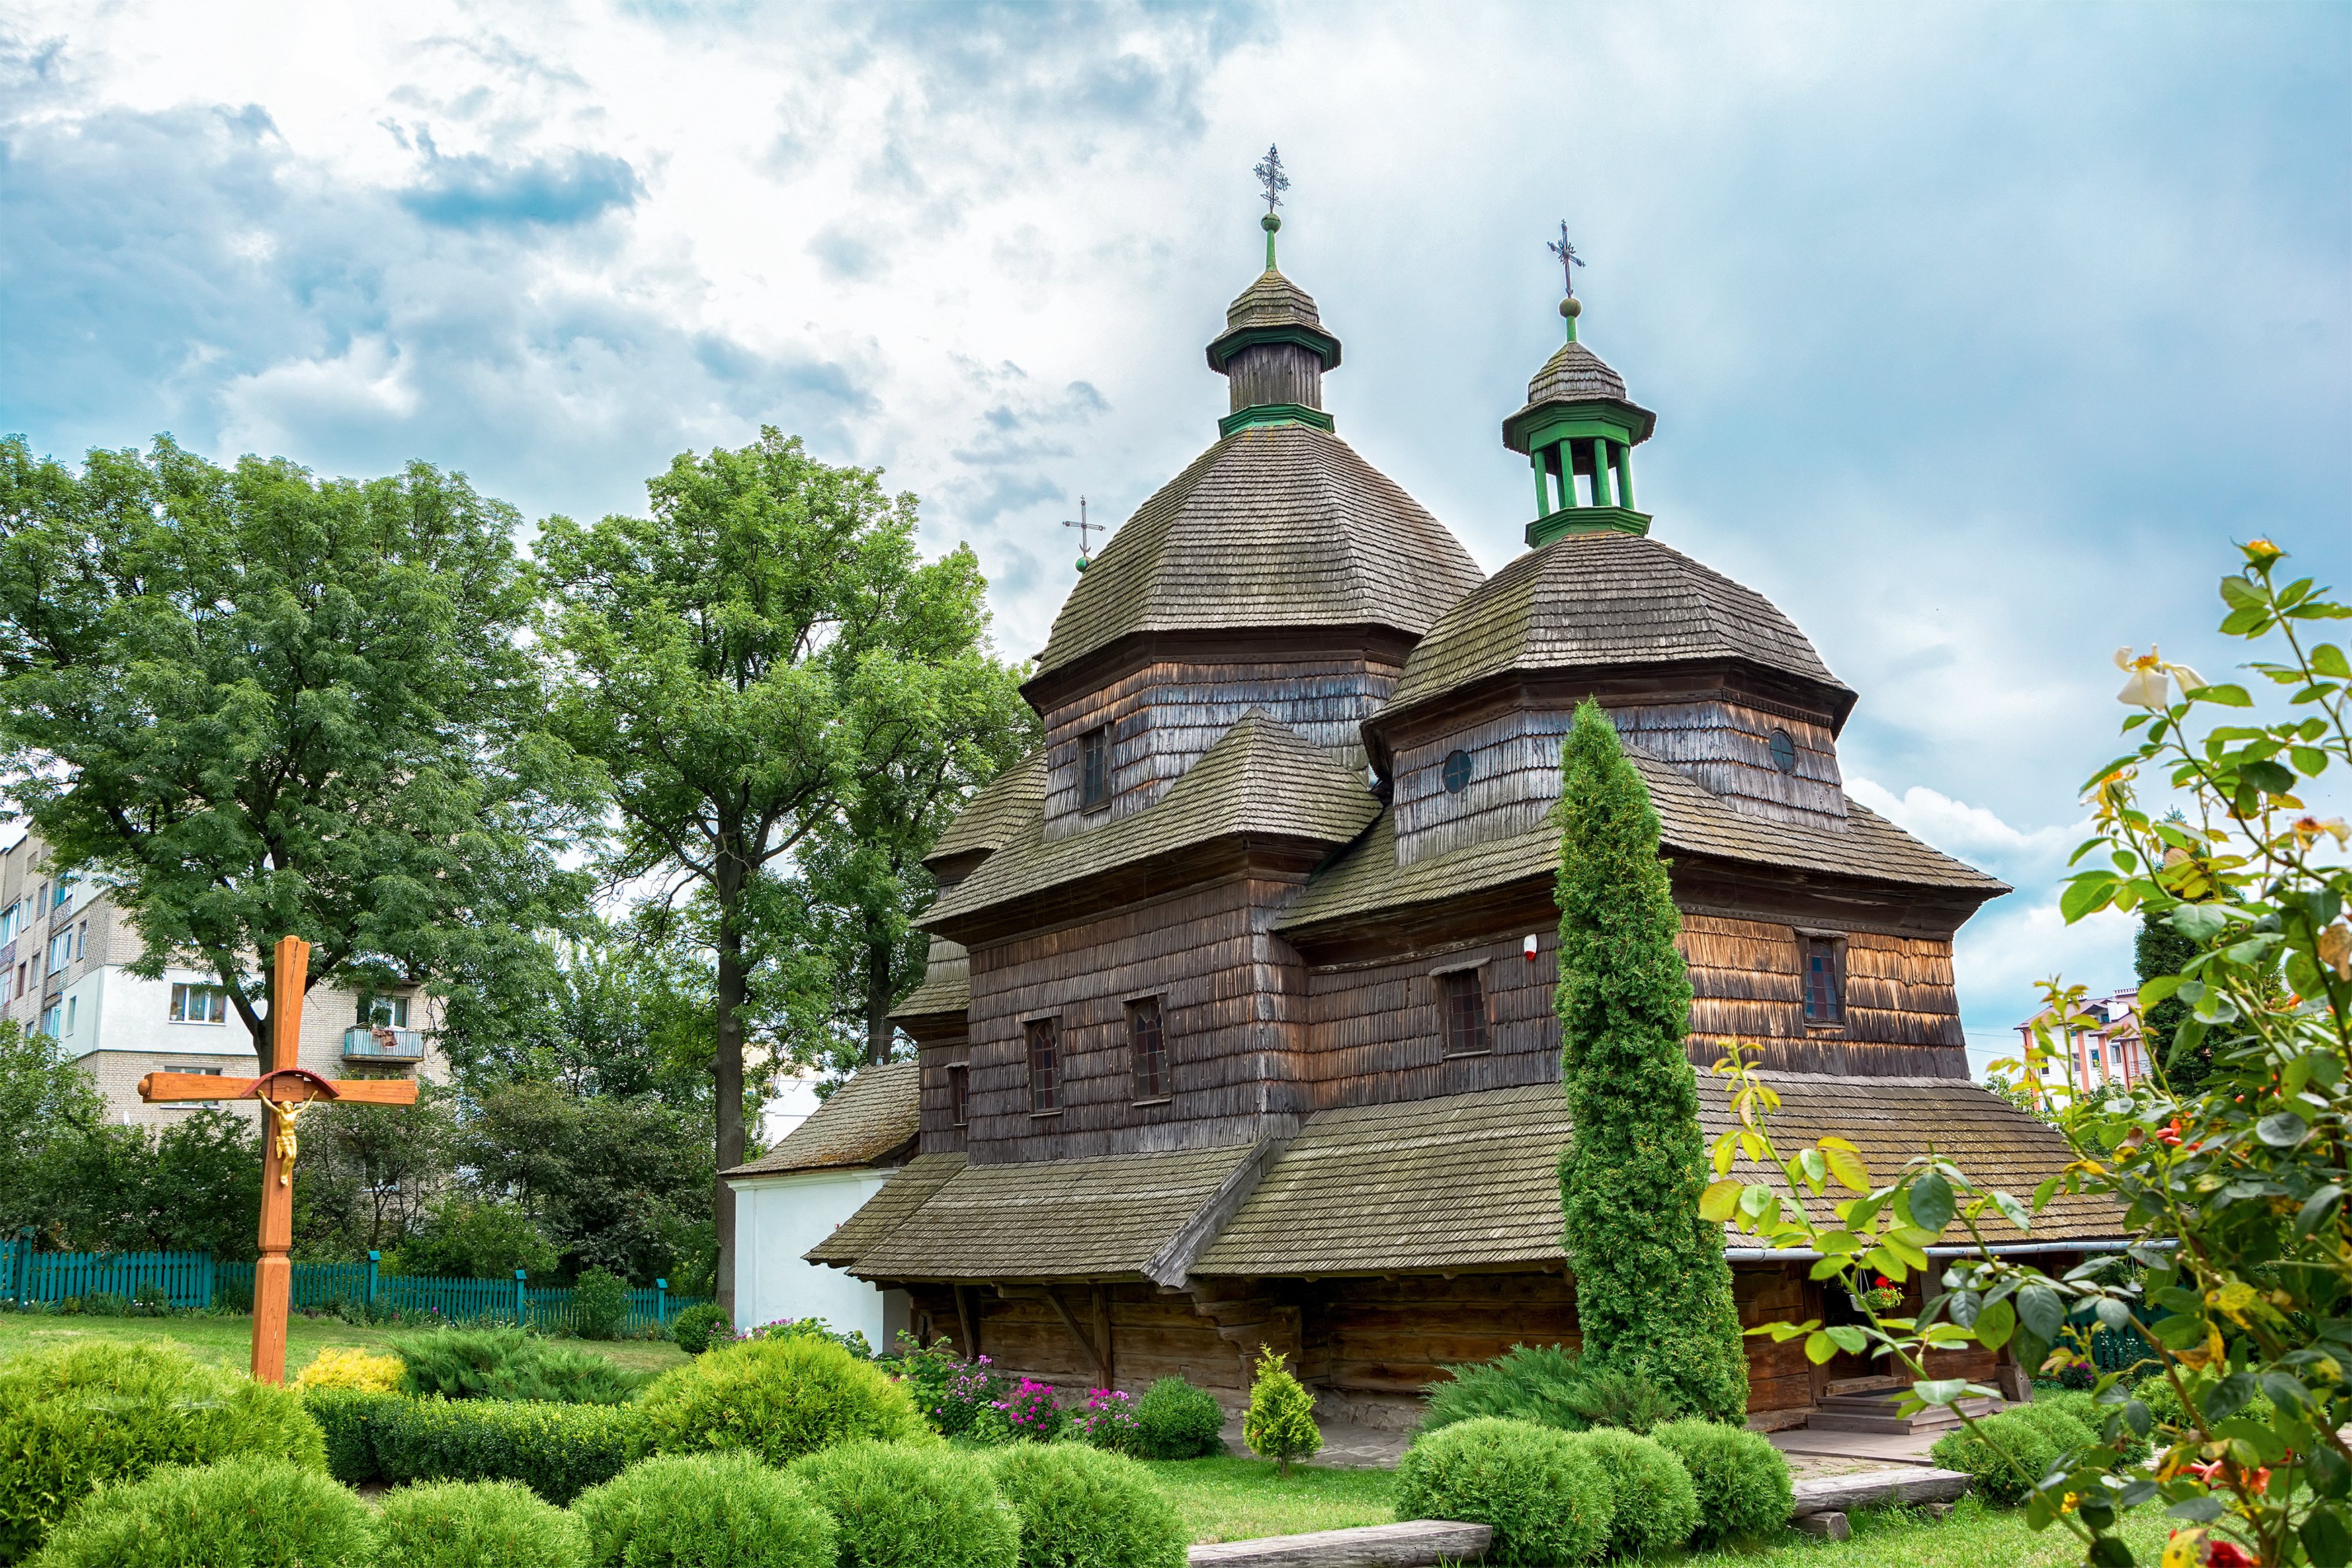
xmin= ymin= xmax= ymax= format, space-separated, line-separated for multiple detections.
xmin=1380 ymin=530 xmax=1855 ymax=728
xmin=1518 ymin=339 xmax=1628 ymax=405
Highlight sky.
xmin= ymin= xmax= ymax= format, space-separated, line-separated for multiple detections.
xmin=3 ymin=0 xmax=2348 ymax=1074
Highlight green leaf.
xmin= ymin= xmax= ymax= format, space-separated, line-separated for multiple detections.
xmin=1975 ymin=1297 xmax=2016 ymax=1350
xmin=1823 ymin=1145 xmax=1872 ymax=1194
xmin=1824 ymin=1325 xmax=1867 ymax=1354
xmin=1699 ymin=1180 xmax=1742 ymax=1223
xmin=1907 ymin=1170 xmax=1955 ymax=1233
xmin=2300 ymin=1506 xmax=2351 ymax=1568
xmin=1912 ymin=1377 xmax=1968 ymax=1406
xmin=2299 ymin=1186 xmax=2345 ymax=1235
xmin=2087 ymin=1536 xmax=2135 ymax=1567
xmin=2135 ymin=973 xmax=2185 ymax=1009
xmin=1804 ymin=1330 xmax=1839 ymax=1365
xmin=2061 ymin=871 xmax=2121 ymax=923
xmin=2256 ymin=1111 xmax=2310 ymax=1148
xmin=2313 ymin=643 xmax=2352 ymax=679
xmin=2151 ymin=1313 xmax=2208 ymax=1350
xmin=2220 ymin=574 xmax=2265 ymax=609
xmin=2171 ymin=904 xmax=2230 ymax=941
xmin=2193 ymin=683 xmax=2255 ymax=706
xmin=2017 ymin=1284 xmax=2064 ymax=1342
xmin=2203 ymin=1371 xmax=2256 ymax=1422
xmin=1991 ymin=1190 xmax=2033 ymax=1232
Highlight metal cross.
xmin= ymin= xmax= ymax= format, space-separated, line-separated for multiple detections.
xmin=1063 ymin=496 xmax=1101 ymax=569
xmin=1254 ymin=144 xmax=1289 ymax=214
xmin=1548 ymin=221 xmax=1585 ymax=298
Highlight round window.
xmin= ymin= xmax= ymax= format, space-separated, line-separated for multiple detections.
xmin=1441 ymin=749 xmax=1472 ymax=794
xmin=1768 ymin=729 xmax=1798 ymax=775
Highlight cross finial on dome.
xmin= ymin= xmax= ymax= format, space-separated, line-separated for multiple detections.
xmin=1254 ymin=144 xmax=1288 ymax=268
xmin=1546 ymin=221 xmax=1585 ymax=343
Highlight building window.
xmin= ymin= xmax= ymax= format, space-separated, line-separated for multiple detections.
xmin=171 ymin=983 xmax=230 ymax=1025
xmin=948 ymin=1064 xmax=970 ymax=1127
xmin=1128 ymin=997 xmax=1167 ymax=1100
xmin=39 ymin=1004 xmax=61 ymax=1039
xmin=64 ymin=997 xmax=77 ymax=1036
xmin=46 ymin=931 xmax=71 ymax=975
xmin=1025 ymin=1017 xmax=1060 ymax=1113
xmin=1769 ymin=729 xmax=1798 ymax=774
xmin=1080 ymin=727 xmax=1109 ymax=810
xmin=75 ymin=920 xmax=87 ymax=959
xmin=1441 ymin=749 xmax=1472 ymax=794
xmin=1804 ymin=937 xmax=1845 ymax=1025
xmin=360 ymin=994 xmax=409 ymax=1028
xmin=1441 ymin=968 xmax=1489 ymax=1055
xmin=0 ymin=900 xmax=19 ymax=943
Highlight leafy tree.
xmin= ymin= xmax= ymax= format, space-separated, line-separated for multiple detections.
xmin=291 ymin=1087 xmax=459 ymax=1260
xmin=0 ymin=435 xmax=596 ymax=1071
xmin=1241 ymin=1347 xmax=1321 ymax=1477
xmin=1553 ymin=699 xmax=1747 ymax=1422
xmin=2134 ymin=906 xmax=2205 ymax=1094
xmin=433 ymin=925 xmax=713 ymax=1105
xmin=537 ymin=427 xmax=1022 ymax=1305
xmin=385 ymin=1195 xmax=558 ymax=1280
xmin=0 ymin=1017 xmax=102 ymax=1231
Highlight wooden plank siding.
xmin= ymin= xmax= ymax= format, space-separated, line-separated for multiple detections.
xmin=1684 ymin=914 xmax=1967 ymax=1077
xmin=1301 ymin=932 xmax=1560 ymax=1109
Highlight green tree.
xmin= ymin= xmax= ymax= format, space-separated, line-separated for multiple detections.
xmin=1553 ymin=699 xmax=1747 ymax=1422
xmin=0 ymin=1017 xmax=102 ymax=1231
xmin=537 ymin=427 xmax=1023 ymax=1305
xmin=1241 ymin=1347 xmax=1321 ymax=1477
xmin=2134 ymin=906 xmax=2204 ymax=1094
xmin=0 ymin=435 xmax=595 ymax=1072
xmin=292 ymin=1087 xmax=458 ymax=1260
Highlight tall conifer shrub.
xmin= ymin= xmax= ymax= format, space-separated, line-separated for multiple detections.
xmin=1554 ymin=701 xmax=1747 ymax=1422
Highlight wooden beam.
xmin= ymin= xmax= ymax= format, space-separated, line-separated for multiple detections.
xmin=1185 ymin=1520 xmax=1494 ymax=1565
xmin=1092 ymin=1284 xmax=1114 ymax=1390
xmin=138 ymin=1072 xmax=419 ymax=1106
xmin=955 ymin=1284 xmax=978 ymax=1358
xmin=1044 ymin=1287 xmax=1107 ymax=1384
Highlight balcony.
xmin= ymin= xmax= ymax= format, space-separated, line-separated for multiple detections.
xmin=342 ymin=1026 xmax=425 ymax=1062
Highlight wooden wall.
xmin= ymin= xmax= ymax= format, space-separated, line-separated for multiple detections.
xmin=1226 ymin=343 xmax=1324 ymax=414
xmin=906 ymin=1282 xmax=1247 ymax=1395
xmin=1683 ymin=914 xmax=1966 ymax=1076
xmin=1739 ymin=1266 xmax=1816 ymax=1415
xmin=1302 ymin=931 xmax=1560 ymax=1109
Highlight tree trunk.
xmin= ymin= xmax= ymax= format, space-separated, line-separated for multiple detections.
xmin=712 ymin=851 xmax=747 ymax=1317
xmin=866 ymin=928 xmax=894 ymax=1067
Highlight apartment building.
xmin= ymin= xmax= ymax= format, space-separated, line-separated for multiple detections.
xmin=2011 ymin=988 xmax=2148 ymax=1094
xmin=0 ymin=832 xmax=444 ymax=1127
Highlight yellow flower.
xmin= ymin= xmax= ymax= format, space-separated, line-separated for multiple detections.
xmin=2292 ymin=816 xmax=2351 ymax=851
xmin=2243 ymin=538 xmax=2284 ymax=566
xmin=292 ymin=1346 xmax=404 ymax=1394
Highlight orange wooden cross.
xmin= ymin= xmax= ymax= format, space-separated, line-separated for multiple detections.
xmin=137 ymin=935 xmax=417 ymax=1384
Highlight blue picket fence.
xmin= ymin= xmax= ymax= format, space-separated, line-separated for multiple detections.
xmin=3 ymin=1239 xmax=704 ymax=1336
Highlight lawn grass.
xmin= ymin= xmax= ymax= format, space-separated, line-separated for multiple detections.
xmin=1139 ymin=1454 xmax=1400 ymax=1543
xmin=0 ymin=1310 xmax=689 ymax=1379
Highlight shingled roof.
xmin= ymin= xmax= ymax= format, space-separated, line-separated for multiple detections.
xmin=803 ymin=1152 xmax=964 ymax=1268
xmin=1278 ymin=744 xmax=2005 ymax=934
xmin=1206 ymin=269 xmax=1341 ymax=372
xmin=889 ymin=937 xmax=970 ymax=1021
xmin=723 ymin=1063 xmax=920 ymax=1180
xmin=1189 ymin=1076 xmax=2124 ymax=1279
xmin=1029 ymin=425 xmax=1484 ymax=681
xmin=925 ymin=751 xmax=1046 ymax=876
xmin=924 ymin=711 xmax=1381 ymax=934
xmin=1382 ymin=532 xmax=1854 ymax=727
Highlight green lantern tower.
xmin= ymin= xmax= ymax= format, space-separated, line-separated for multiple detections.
xmin=1503 ymin=225 xmax=1655 ymax=547
xmin=1205 ymin=145 xmax=1343 ymax=438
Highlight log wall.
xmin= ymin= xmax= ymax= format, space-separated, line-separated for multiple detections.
xmin=1302 ymin=931 xmax=1561 ymax=1108
xmin=1739 ymin=1265 xmax=1816 ymax=1414
xmin=1683 ymin=913 xmax=1966 ymax=1076
xmin=1226 ymin=343 xmax=1325 ymax=413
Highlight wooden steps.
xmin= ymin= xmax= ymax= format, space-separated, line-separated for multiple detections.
xmin=1807 ymin=1386 xmax=2004 ymax=1434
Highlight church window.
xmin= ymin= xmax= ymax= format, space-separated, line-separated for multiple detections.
xmin=1441 ymin=968 xmax=1488 ymax=1055
xmin=1128 ymin=997 xmax=1167 ymax=1100
xmin=1080 ymin=727 xmax=1109 ymax=810
xmin=948 ymin=1063 xmax=969 ymax=1127
xmin=1441 ymin=749 xmax=1472 ymax=794
xmin=1804 ymin=937 xmax=1845 ymax=1025
xmin=1025 ymin=1017 xmax=1060 ymax=1113
xmin=1769 ymin=729 xmax=1798 ymax=774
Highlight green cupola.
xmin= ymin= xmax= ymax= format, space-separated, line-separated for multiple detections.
xmin=1206 ymin=146 xmax=1342 ymax=438
xmin=1502 ymin=269 xmax=1656 ymax=548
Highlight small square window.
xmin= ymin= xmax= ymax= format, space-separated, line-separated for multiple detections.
xmin=1441 ymin=969 xmax=1488 ymax=1055
xmin=1804 ymin=937 xmax=1845 ymax=1025
xmin=1080 ymin=727 xmax=1109 ymax=810
xmin=1128 ymin=997 xmax=1167 ymax=1100
xmin=1026 ymin=1018 xmax=1060 ymax=1113
xmin=948 ymin=1064 xmax=970 ymax=1127
xmin=361 ymin=994 xmax=409 ymax=1028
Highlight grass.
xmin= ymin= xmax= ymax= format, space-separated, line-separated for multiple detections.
xmin=0 ymin=1310 xmax=690 ymax=1378
xmin=1139 ymin=1455 xmax=1399 ymax=1543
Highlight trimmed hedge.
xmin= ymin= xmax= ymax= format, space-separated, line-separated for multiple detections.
xmin=374 ymin=1396 xmax=643 ymax=1504
xmin=0 ymin=1339 xmax=327 ymax=1563
xmin=790 ymin=1440 xmax=1019 ymax=1568
xmin=1393 ymin=1417 xmax=1614 ymax=1567
xmin=1650 ymin=1418 xmax=1793 ymax=1547
xmin=30 ymin=1457 xmax=372 ymax=1568
xmin=640 ymin=1335 xmax=925 ymax=1467
xmin=575 ymin=1451 xmax=836 ymax=1568
xmin=2035 ymin=1390 xmax=2151 ymax=1463
xmin=1569 ymin=1427 xmax=1699 ymax=1557
xmin=370 ymin=1479 xmax=588 ymax=1568
xmin=1929 ymin=1409 xmax=2060 ymax=1508
xmin=1132 ymin=1378 xmax=1224 ymax=1461
xmin=304 ymin=1388 xmax=405 ymax=1485
xmin=991 ymin=1443 xmax=1187 ymax=1568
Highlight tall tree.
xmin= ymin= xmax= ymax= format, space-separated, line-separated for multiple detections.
xmin=0 ymin=435 xmax=595 ymax=1070
xmin=2135 ymin=908 xmax=2206 ymax=1094
xmin=536 ymin=427 xmax=1022 ymax=1307
xmin=1553 ymin=699 xmax=1748 ymax=1422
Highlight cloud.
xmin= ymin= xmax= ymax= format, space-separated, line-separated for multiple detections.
xmin=398 ymin=144 xmax=643 ymax=228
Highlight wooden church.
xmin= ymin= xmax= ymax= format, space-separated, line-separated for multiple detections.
xmin=790 ymin=191 xmax=2122 ymax=1432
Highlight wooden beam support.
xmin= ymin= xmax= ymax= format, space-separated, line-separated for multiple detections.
xmin=954 ymin=1284 xmax=978 ymax=1359
xmin=1092 ymin=1284 xmax=1114 ymax=1390
xmin=1044 ymin=1287 xmax=1108 ymax=1385
xmin=138 ymin=1072 xmax=419 ymax=1106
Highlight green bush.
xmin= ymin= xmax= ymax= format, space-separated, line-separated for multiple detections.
xmin=2034 ymin=1390 xmax=2150 ymax=1461
xmin=1556 ymin=1368 xmax=1680 ymax=1434
xmin=304 ymin=1387 xmax=406 ymax=1484
xmin=571 ymin=1270 xmax=629 ymax=1343
xmin=1392 ymin=1417 xmax=1613 ymax=1567
xmin=30 ymin=1457 xmax=372 ymax=1568
xmin=1929 ymin=1409 xmax=2060 ymax=1508
xmin=0 ymin=1338 xmax=327 ymax=1562
xmin=1241 ymin=1348 xmax=1320 ymax=1475
xmin=638 ymin=1334 xmax=925 ymax=1467
xmin=991 ymin=1443 xmax=1187 ymax=1568
xmin=2009 ymin=1400 xmax=2098 ymax=1457
xmin=392 ymin=1327 xmax=648 ymax=1405
xmin=1650 ymin=1419 xmax=1793 ymax=1546
xmin=1132 ymin=1378 xmax=1224 ymax=1461
xmin=790 ymin=1440 xmax=1019 ymax=1568
xmin=574 ymin=1451 xmax=835 ymax=1568
xmin=374 ymin=1395 xmax=642 ymax=1504
xmin=370 ymin=1479 xmax=587 ymax=1568
xmin=2131 ymin=1373 xmax=2272 ymax=1436
xmin=1421 ymin=1344 xmax=1590 ymax=1435
xmin=1568 ymin=1428 xmax=1699 ymax=1557
xmin=671 ymin=1303 xmax=731 ymax=1356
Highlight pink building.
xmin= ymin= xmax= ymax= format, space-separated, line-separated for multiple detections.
xmin=2014 ymin=989 xmax=2146 ymax=1092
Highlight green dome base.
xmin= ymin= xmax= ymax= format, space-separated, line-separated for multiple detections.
xmin=1527 ymin=505 xmax=1650 ymax=547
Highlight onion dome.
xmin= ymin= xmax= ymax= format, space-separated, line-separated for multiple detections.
xmin=1205 ymin=267 xmax=1343 ymax=437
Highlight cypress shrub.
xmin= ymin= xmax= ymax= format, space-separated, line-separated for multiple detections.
xmin=0 ymin=1338 xmax=327 ymax=1562
xmin=671 ymin=1303 xmax=732 ymax=1355
xmin=2009 ymin=1400 xmax=2098 ymax=1456
xmin=1929 ymin=1409 xmax=2059 ymax=1507
xmin=788 ymin=1440 xmax=1019 ymax=1568
xmin=392 ymin=1328 xmax=648 ymax=1405
xmin=1568 ymin=1427 xmax=1700 ymax=1557
xmin=2136 ymin=908 xmax=2206 ymax=1092
xmin=1421 ymin=1345 xmax=1591 ymax=1435
xmin=2033 ymin=1391 xmax=2149 ymax=1461
xmin=1392 ymin=1416 xmax=1613 ymax=1567
xmin=1132 ymin=1378 xmax=1224 ymax=1460
xmin=373 ymin=1397 xmax=642 ymax=1504
xmin=370 ymin=1479 xmax=588 ymax=1568
xmin=1552 ymin=701 xmax=1748 ymax=1422
xmin=30 ymin=1458 xmax=372 ymax=1568
xmin=1650 ymin=1418 xmax=1793 ymax=1545
xmin=638 ymin=1334 xmax=925 ymax=1467
xmin=990 ymin=1444 xmax=1187 ymax=1568
xmin=573 ymin=1452 xmax=835 ymax=1568
xmin=1240 ymin=1348 xmax=1320 ymax=1475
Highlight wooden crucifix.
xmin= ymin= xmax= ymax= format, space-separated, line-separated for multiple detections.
xmin=137 ymin=935 xmax=417 ymax=1384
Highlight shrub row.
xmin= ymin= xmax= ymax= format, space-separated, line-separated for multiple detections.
xmin=302 ymin=1389 xmax=640 ymax=1503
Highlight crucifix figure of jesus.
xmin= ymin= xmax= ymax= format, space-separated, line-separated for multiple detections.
xmin=138 ymin=934 xmax=417 ymax=1384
